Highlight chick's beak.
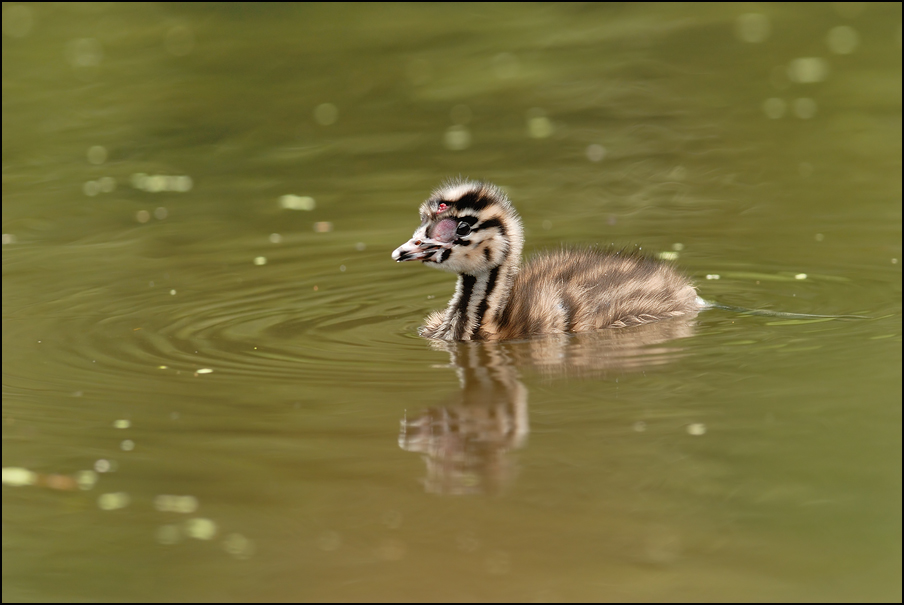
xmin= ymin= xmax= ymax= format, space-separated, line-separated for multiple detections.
xmin=392 ymin=235 xmax=451 ymax=263
xmin=392 ymin=238 xmax=431 ymax=262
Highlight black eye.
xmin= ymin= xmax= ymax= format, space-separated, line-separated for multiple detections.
xmin=456 ymin=221 xmax=471 ymax=237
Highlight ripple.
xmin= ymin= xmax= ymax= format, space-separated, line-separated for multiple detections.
xmin=3 ymin=237 xmax=440 ymax=395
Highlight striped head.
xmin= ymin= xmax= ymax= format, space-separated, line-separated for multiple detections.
xmin=392 ymin=180 xmax=524 ymax=276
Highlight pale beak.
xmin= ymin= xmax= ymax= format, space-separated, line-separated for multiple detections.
xmin=392 ymin=237 xmax=450 ymax=263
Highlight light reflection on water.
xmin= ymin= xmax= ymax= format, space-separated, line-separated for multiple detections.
xmin=2 ymin=2 xmax=900 ymax=602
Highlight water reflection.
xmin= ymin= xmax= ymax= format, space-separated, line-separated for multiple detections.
xmin=400 ymin=342 xmax=528 ymax=496
xmin=400 ymin=319 xmax=696 ymax=495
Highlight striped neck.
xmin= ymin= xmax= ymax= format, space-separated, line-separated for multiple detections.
xmin=440 ymin=260 xmax=519 ymax=341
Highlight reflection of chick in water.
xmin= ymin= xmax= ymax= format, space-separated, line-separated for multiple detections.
xmin=400 ymin=343 xmax=528 ymax=496
xmin=399 ymin=319 xmax=696 ymax=495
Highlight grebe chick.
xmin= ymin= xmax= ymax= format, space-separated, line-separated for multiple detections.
xmin=392 ymin=179 xmax=699 ymax=341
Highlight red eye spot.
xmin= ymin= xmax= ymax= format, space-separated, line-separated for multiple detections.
xmin=437 ymin=203 xmax=448 ymax=212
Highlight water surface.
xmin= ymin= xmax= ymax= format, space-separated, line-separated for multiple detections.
xmin=3 ymin=3 xmax=901 ymax=601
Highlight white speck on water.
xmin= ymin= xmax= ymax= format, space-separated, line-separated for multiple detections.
xmin=526 ymin=108 xmax=553 ymax=139
xmin=2 ymin=467 xmax=37 ymax=486
xmin=184 ymin=518 xmax=217 ymax=540
xmin=687 ymin=423 xmax=706 ymax=436
xmin=76 ymin=470 xmax=97 ymax=490
xmin=735 ymin=13 xmax=770 ymax=43
xmin=826 ymin=25 xmax=859 ymax=55
xmin=444 ymin=125 xmax=471 ymax=150
xmin=97 ymin=492 xmax=130 ymax=510
xmin=83 ymin=180 xmax=100 ymax=196
xmin=154 ymin=494 xmax=199 ymax=513
xmin=586 ymin=144 xmax=606 ymax=162
xmin=279 ymin=195 xmax=315 ymax=211
xmin=314 ymin=103 xmax=338 ymax=126
xmin=787 ymin=58 xmax=829 ymax=83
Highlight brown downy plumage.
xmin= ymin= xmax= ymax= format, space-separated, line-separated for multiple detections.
xmin=392 ymin=179 xmax=700 ymax=341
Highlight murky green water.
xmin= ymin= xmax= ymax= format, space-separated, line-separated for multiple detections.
xmin=3 ymin=3 xmax=901 ymax=601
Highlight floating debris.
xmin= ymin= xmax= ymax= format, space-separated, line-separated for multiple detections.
xmin=2 ymin=467 xmax=36 ymax=486
xmin=827 ymin=25 xmax=859 ymax=55
xmin=154 ymin=494 xmax=199 ymax=513
xmin=586 ymin=144 xmax=606 ymax=162
xmin=223 ymin=533 xmax=255 ymax=559
xmin=75 ymin=470 xmax=98 ymax=490
xmin=279 ymin=194 xmax=315 ymax=211
xmin=87 ymin=145 xmax=107 ymax=164
xmin=687 ymin=423 xmax=707 ymax=436
xmin=131 ymin=173 xmax=193 ymax=192
xmin=2 ymin=467 xmax=94 ymax=491
xmin=98 ymin=492 xmax=130 ymax=510
xmin=787 ymin=57 xmax=829 ymax=84
xmin=444 ymin=125 xmax=471 ymax=151
xmin=184 ymin=517 xmax=217 ymax=540
xmin=735 ymin=13 xmax=770 ymax=43
xmin=526 ymin=108 xmax=553 ymax=139
xmin=313 ymin=103 xmax=338 ymax=126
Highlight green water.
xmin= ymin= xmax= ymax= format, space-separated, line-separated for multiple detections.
xmin=3 ymin=3 xmax=901 ymax=601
